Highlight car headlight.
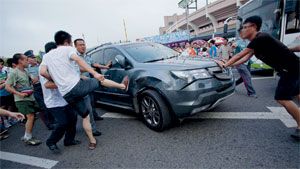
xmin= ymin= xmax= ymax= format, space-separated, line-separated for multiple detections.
xmin=171 ymin=69 xmax=212 ymax=83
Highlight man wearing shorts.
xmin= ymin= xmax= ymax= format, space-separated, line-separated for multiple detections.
xmin=40 ymin=31 xmax=129 ymax=148
xmin=5 ymin=54 xmax=42 ymax=145
xmin=215 ymin=16 xmax=300 ymax=141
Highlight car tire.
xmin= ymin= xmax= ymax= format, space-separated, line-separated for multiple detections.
xmin=139 ymin=90 xmax=172 ymax=131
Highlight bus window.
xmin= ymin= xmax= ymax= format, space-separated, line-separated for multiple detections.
xmin=285 ymin=0 xmax=300 ymax=34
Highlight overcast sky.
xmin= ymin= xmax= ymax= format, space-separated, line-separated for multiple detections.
xmin=0 ymin=0 xmax=207 ymax=57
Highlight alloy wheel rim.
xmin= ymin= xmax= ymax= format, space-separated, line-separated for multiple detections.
xmin=141 ymin=96 xmax=160 ymax=127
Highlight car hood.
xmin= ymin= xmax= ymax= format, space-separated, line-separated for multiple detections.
xmin=139 ymin=57 xmax=218 ymax=70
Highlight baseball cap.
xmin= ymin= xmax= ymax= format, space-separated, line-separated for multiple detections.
xmin=24 ymin=50 xmax=35 ymax=58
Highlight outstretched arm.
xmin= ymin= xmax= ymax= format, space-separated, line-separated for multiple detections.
xmin=0 ymin=108 xmax=25 ymax=120
xmin=70 ymin=54 xmax=105 ymax=81
xmin=231 ymin=53 xmax=253 ymax=67
xmin=289 ymin=45 xmax=300 ymax=52
xmin=225 ymin=48 xmax=253 ymax=67
xmin=219 ymin=48 xmax=253 ymax=68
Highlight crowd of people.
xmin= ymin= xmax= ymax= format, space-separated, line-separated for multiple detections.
xmin=171 ymin=38 xmax=233 ymax=60
xmin=0 ymin=30 xmax=129 ymax=153
xmin=0 ymin=16 xmax=299 ymax=155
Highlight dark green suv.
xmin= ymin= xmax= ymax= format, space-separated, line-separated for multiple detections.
xmin=88 ymin=42 xmax=235 ymax=131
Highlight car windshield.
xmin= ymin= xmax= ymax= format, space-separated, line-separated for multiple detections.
xmin=123 ymin=43 xmax=179 ymax=63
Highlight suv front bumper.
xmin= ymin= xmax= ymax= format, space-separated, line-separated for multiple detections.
xmin=162 ymin=78 xmax=235 ymax=118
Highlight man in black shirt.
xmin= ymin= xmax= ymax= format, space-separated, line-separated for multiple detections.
xmin=215 ymin=16 xmax=300 ymax=141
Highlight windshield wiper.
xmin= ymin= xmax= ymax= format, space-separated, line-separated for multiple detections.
xmin=144 ymin=55 xmax=178 ymax=63
xmin=166 ymin=55 xmax=178 ymax=59
xmin=144 ymin=58 xmax=165 ymax=63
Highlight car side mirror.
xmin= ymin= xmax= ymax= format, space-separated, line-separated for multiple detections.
xmin=115 ymin=55 xmax=126 ymax=68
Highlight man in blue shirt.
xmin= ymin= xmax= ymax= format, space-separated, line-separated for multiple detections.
xmin=233 ymin=28 xmax=257 ymax=97
xmin=209 ymin=40 xmax=218 ymax=58
xmin=74 ymin=39 xmax=112 ymax=137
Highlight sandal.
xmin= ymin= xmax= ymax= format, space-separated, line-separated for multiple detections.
xmin=0 ymin=133 xmax=9 ymax=141
xmin=0 ymin=129 xmax=8 ymax=135
xmin=88 ymin=142 xmax=97 ymax=150
xmin=23 ymin=137 xmax=42 ymax=146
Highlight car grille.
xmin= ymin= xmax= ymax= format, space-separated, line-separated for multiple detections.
xmin=207 ymin=67 xmax=232 ymax=80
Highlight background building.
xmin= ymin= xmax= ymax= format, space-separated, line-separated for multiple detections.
xmin=159 ymin=0 xmax=249 ymax=38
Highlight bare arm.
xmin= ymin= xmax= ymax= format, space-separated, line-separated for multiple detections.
xmin=44 ymin=81 xmax=58 ymax=89
xmin=92 ymin=63 xmax=110 ymax=69
xmin=0 ymin=82 xmax=5 ymax=89
xmin=289 ymin=45 xmax=300 ymax=52
xmin=231 ymin=53 xmax=253 ymax=66
xmin=224 ymin=48 xmax=253 ymax=68
xmin=5 ymin=83 xmax=27 ymax=98
xmin=39 ymin=65 xmax=52 ymax=81
xmin=0 ymin=108 xmax=25 ymax=120
xmin=71 ymin=54 xmax=105 ymax=81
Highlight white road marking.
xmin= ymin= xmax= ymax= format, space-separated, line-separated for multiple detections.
xmin=101 ymin=112 xmax=135 ymax=119
xmin=189 ymin=112 xmax=277 ymax=120
xmin=101 ymin=107 xmax=297 ymax=128
xmin=252 ymin=76 xmax=276 ymax=80
xmin=267 ymin=107 xmax=297 ymax=128
xmin=0 ymin=151 xmax=58 ymax=169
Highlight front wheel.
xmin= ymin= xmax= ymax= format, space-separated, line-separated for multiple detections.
xmin=139 ymin=90 xmax=172 ymax=131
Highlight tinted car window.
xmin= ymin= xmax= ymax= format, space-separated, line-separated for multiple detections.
xmin=103 ymin=48 xmax=124 ymax=68
xmin=123 ymin=43 xmax=178 ymax=63
xmin=91 ymin=49 xmax=104 ymax=65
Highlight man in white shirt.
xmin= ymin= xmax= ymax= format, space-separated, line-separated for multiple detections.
xmin=41 ymin=42 xmax=78 ymax=153
xmin=40 ymin=31 xmax=129 ymax=118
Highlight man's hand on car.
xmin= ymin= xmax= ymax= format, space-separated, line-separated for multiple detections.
xmin=106 ymin=61 xmax=113 ymax=69
xmin=214 ymin=60 xmax=226 ymax=69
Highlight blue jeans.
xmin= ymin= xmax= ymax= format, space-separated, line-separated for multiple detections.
xmin=33 ymin=83 xmax=55 ymax=126
xmin=46 ymin=105 xmax=77 ymax=145
xmin=84 ymin=95 xmax=97 ymax=133
xmin=236 ymin=64 xmax=256 ymax=96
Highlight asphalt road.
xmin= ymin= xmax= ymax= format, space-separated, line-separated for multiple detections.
xmin=1 ymin=77 xmax=299 ymax=169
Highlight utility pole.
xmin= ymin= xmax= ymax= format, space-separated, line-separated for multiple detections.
xmin=82 ymin=33 xmax=85 ymax=40
xmin=178 ymin=0 xmax=198 ymax=42
xmin=123 ymin=19 xmax=128 ymax=42
xmin=186 ymin=5 xmax=190 ymax=41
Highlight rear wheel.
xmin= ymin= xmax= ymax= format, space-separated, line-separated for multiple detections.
xmin=139 ymin=90 xmax=172 ymax=131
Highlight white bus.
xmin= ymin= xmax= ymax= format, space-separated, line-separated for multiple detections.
xmin=237 ymin=0 xmax=300 ymax=56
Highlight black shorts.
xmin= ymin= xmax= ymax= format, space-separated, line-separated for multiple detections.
xmin=275 ymin=73 xmax=300 ymax=100
xmin=63 ymin=79 xmax=100 ymax=118
xmin=0 ymin=95 xmax=14 ymax=107
xmin=69 ymin=95 xmax=90 ymax=118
